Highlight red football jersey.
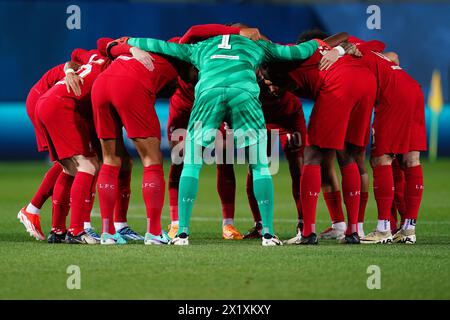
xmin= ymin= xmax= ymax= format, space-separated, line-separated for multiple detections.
xmin=53 ymin=49 xmax=110 ymax=103
xmin=286 ymin=48 xmax=365 ymax=99
xmin=349 ymin=36 xmax=419 ymax=102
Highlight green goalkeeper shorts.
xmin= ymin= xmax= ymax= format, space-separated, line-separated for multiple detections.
xmin=187 ymin=87 xmax=266 ymax=149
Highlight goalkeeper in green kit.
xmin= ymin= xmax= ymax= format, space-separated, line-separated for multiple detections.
xmin=124 ymin=32 xmax=322 ymax=246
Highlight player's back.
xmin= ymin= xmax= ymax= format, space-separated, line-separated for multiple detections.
xmin=31 ymin=64 xmax=65 ymax=95
xmin=190 ymin=35 xmax=267 ymax=96
xmin=362 ymin=51 xmax=419 ymax=101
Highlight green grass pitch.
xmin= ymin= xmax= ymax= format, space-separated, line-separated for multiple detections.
xmin=0 ymin=160 xmax=449 ymax=299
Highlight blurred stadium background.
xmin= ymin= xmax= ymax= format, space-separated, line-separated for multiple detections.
xmin=1 ymin=0 xmax=449 ymax=160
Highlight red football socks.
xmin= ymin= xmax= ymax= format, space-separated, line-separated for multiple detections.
xmin=404 ymin=165 xmax=423 ymax=220
xmin=340 ymin=163 xmax=361 ymax=235
xmin=114 ymin=169 xmax=131 ymax=223
xmin=97 ymin=164 xmax=120 ymax=234
xmin=300 ymin=165 xmax=321 ymax=237
xmin=323 ymin=191 xmax=345 ymax=223
xmin=216 ymin=164 xmax=236 ymax=220
xmin=69 ymin=172 xmax=96 ymax=236
xmin=51 ymin=172 xmax=74 ymax=231
xmin=373 ymin=165 xmax=394 ymax=221
xmin=358 ymin=191 xmax=369 ymax=223
xmin=142 ymin=164 xmax=165 ymax=235
xmin=168 ymin=164 xmax=183 ymax=223
xmin=392 ymin=159 xmax=406 ymax=215
xmin=82 ymin=174 xmax=98 ymax=225
xmin=31 ymin=163 xmax=63 ymax=209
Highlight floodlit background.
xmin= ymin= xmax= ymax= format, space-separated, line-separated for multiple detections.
xmin=0 ymin=0 xmax=449 ymax=159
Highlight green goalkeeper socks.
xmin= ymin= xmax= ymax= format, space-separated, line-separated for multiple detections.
xmin=252 ymin=166 xmax=274 ymax=235
xmin=248 ymin=139 xmax=274 ymax=236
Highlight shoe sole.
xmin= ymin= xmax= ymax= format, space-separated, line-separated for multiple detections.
xmin=170 ymin=239 xmax=189 ymax=245
xmin=284 ymin=241 xmax=302 ymax=245
xmin=262 ymin=240 xmax=283 ymax=246
xmin=361 ymin=238 xmax=393 ymax=244
xmin=17 ymin=211 xmax=45 ymax=241
xmin=393 ymin=237 xmax=416 ymax=244
xmin=223 ymin=235 xmax=244 ymax=240
xmin=101 ymin=240 xmax=118 ymax=245
xmin=144 ymin=241 xmax=169 ymax=245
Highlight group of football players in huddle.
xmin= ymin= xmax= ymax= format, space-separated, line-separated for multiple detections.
xmin=18 ymin=23 xmax=425 ymax=246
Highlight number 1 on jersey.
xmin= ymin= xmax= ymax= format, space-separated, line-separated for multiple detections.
xmin=218 ymin=35 xmax=232 ymax=50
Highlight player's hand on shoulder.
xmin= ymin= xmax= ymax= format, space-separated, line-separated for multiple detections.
xmin=239 ymin=27 xmax=262 ymax=41
xmin=65 ymin=72 xmax=84 ymax=96
xmin=319 ymin=48 xmax=340 ymax=71
xmin=130 ymin=47 xmax=155 ymax=72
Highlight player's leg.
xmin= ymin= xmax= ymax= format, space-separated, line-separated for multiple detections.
xmin=96 ymin=138 xmax=126 ymax=244
xmin=132 ymin=136 xmax=168 ymax=245
xmin=319 ymin=151 xmax=346 ymax=240
xmin=243 ymin=169 xmax=263 ymax=239
xmin=362 ymin=154 xmax=395 ymax=244
xmin=113 ymin=144 xmax=142 ymax=241
xmin=226 ymin=88 xmax=280 ymax=246
xmin=300 ymin=146 xmax=331 ymax=245
xmin=356 ymin=150 xmax=369 ymax=237
xmin=91 ymin=78 xmax=128 ymax=244
xmin=18 ymin=162 xmax=63 ymax=241
xmin=47 ymin=166 xmax=74 ymax=243
xmin=65 ymin=154 xmax=101 ymax=245
xmin=168 ymin=156 xmax=183 ymax=238
xmin=336 ymin=143 xmax=363 ymax=244
xmin=166 ymin=100 xmax=190 ymax=238
xmin=393 ymin=151 xmax=423 ymax=244
xmin=243 ymin=128 xmax=271 ymax=239
xmin=171 ymin=88 xmax=226 ymax=245
xmin=215 ymin=124 xmax=242 ymax=240
xmin=280 ymin=129 xmax=305 ymax=245
xmin=246 ymin=138 xmax=280 ymax=246
xmin=391 ymin=157 xmax=406 ymax=231
xmin=393 ymin=88 xmax=426 ymax=244
xmin=339 ymin=70 xmax=376 ymax=244
xmin=18 ymin=96 xmax=63 ymax=240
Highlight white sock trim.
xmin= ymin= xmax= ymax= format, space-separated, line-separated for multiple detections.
xmin=114 ymin=222 xmax=128 ymax=231
xmin=377 ymin=219 xmax=391 ymax=232
xmin=26 ymin=203 xmax=40 ymax=215
xmin=223 ymin=218 xmax=234 ymax=226
xmin=332 ymin=222 xmax=347 ymax=231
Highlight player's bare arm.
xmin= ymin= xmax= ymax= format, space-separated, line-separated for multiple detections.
xmin=323 ymin=32 xmax=349 ymax=47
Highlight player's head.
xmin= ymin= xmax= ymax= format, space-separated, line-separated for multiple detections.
xmin=297 ymin=29 xmax=328 ymax=43
xmin=227 ymin=22 xmax=250 ymax=28
xmin=97 ymin=37 xmax=114 ymax=57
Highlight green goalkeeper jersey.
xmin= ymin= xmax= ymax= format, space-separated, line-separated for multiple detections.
xmin=127 ymin=35 xmax=319 ymax=97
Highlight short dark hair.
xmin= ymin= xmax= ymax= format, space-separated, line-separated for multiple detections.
xmin=297 ymin=28 xmax=329 ymax=43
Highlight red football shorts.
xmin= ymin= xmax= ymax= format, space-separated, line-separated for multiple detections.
xmin=266 ymin=109 xmax=307 ymax=159
xmin=307 ymin=66 xmax=376 ymax=150
xmin=35 ymin=92 xmax=96 ymax=162
xmin=26 ymin=88 xmax=48 ymax=152
xmin=92 ymin=73 xmax=161 ymax=140
xmin=371 ymin=81 xmax=427 ymax=156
